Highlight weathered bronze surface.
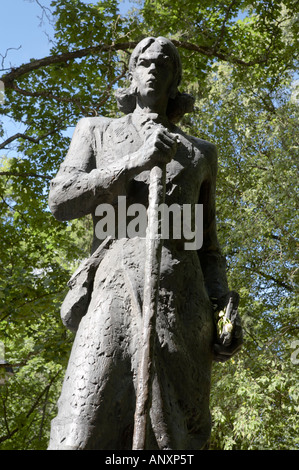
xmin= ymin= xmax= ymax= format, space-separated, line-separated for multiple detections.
xmin=48 ymin=37 xmax=242 ymax=450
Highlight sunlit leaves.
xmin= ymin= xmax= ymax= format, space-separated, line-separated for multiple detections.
xmin=0 ymin=0 xmax=298 ymax=450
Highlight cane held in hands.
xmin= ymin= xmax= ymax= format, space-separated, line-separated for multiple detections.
xmin=132 ymin=124 xmax=179 ymax=450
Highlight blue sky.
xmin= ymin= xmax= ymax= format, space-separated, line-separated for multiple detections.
xmin=0 ymin=0 xmax=58 ymax=147
xmin=1 ymin=0 xmax=55 ymax=68
xmin=0 ymin=0 xmax=132 ymax=69
xmin=0 ymin=0 xmax=133 ymax=148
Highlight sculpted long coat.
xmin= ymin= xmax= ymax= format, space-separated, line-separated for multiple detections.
xmin=48 ymin=111 xmax=229 ymax=450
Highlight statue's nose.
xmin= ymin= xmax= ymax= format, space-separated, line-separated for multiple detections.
xmin=148 ymin=63 xmax=157 ymax=74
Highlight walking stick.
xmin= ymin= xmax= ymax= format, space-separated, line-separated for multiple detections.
xmin=132 ymin=161 xmax=166 ymax=450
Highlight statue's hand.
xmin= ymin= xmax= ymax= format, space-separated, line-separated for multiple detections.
xmin=137 ymin=126 xmax=179 ymax=171
xmin=212 ymin=291 xmax=243 ymax=363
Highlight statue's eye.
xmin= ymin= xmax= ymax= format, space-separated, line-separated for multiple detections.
xmin=138 ymin=59 xmax=150 ymax=67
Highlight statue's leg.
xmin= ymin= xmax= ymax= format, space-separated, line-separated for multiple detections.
xmin=148 ymin=248 xmax=214 ymax=450
xmin=48 ymin=280 xmax=137 ymax=450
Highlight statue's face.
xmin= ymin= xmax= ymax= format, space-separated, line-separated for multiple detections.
xmin=132 ymin=42 xmax=175 ymax=109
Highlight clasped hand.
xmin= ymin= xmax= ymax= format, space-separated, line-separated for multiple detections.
xmin=138 ymin=125 xmax=179 ymax=171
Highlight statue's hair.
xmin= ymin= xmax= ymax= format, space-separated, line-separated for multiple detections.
xmin=115 ymin=37 xmax=195 ymax=123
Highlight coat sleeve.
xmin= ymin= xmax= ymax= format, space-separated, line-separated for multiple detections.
xmin=48 ymin=117 xmax=125 ymax=221
xmin=197 ymin=141 xmax=229 ymax=301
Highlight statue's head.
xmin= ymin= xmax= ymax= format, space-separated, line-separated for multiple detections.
xmin=115 ymin=37 xmax=194 ymax=123
xmin=128 ymin=36 xmax=182 ymax=100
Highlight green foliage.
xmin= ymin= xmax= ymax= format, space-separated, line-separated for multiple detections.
xmin=0 ymin=0 xmax=298 ymax=450
xmin=211 ymin=348 xmax=299 ymax=450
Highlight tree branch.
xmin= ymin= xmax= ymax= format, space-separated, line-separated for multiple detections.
xmin=0 ymin=46 xmax=22 ymax=69
xmin=0 ymin=171 xmax=51 ymax=179
xmin=0 ymin=193 xmax=29 ymax=226
xmin=0 ymin=369 xmax=62 ymax=444
xmin=0 ymin=123 xmax=65 ymax=150
xmin=6 ymin=63 xmax=128 ymax=115
xmin=0 ymin=132 xmax=44 ymax=148
xmin=1 ymin=39 xmax=271 ymax=89
xmin=10 ymin=82 xmax=83 ymax=107
xmin=212 ymin=0 xmax=238 ymax=53
xmin=245 ymin=265 xmax=294 ymax=292
xmin=171 ymin=39 xmax=269 ymax=66
xmin=1 ymin=42 xmax=137 ymax=88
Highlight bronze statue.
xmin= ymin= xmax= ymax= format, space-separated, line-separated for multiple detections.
xmin=48 ymin=37 xmax=242 ymax=450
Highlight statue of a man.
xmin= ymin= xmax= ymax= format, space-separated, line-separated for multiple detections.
xmin=48 ymin=37 xmax=242 ymax=450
